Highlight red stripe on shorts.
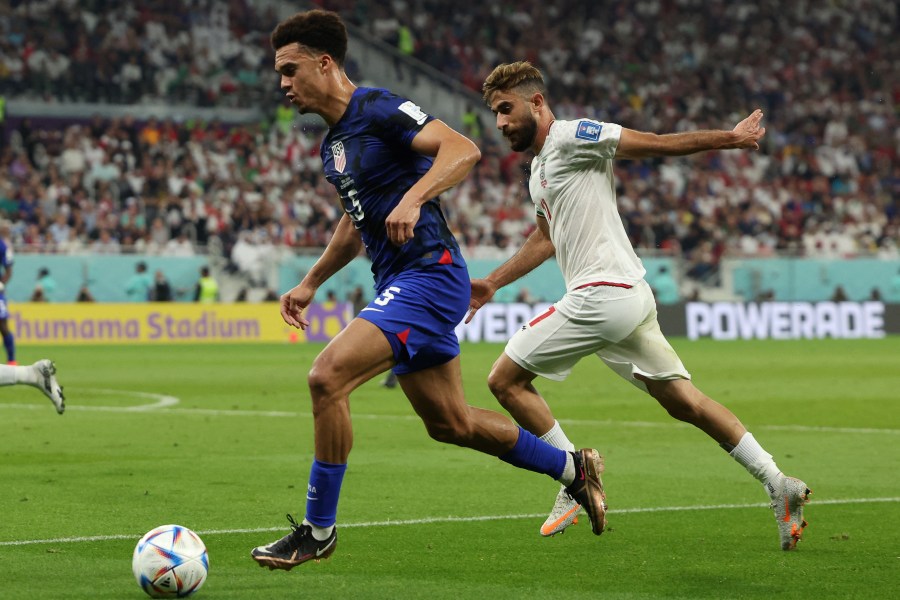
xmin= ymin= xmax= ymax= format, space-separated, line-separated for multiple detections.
xmin=528 ymin=306 xmax=556 ymax=327
xmin=574 ymin=281 xmax=633 ymax=290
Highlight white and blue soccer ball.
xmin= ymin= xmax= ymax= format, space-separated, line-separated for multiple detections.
xmin=132 ymin=524 xmax=209 ymax=598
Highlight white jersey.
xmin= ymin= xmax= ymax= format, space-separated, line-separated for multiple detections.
xmin=529 ymin=119 xmax=646 ymax=290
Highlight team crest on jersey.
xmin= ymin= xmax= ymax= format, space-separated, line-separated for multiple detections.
xmin=332 ymin=141 xmax=347 ymax=173
xmin=575 ymin=120 xmax=602 ymax=142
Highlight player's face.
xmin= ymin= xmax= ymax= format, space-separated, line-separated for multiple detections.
xmin=274 ymin=44 xmax=328 ymax=115
xmin=489 ymin=90 xmax=538 ymax=152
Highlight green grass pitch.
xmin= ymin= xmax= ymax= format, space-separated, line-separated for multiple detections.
xmin=2 ymin=338 xmax=898 ymax=599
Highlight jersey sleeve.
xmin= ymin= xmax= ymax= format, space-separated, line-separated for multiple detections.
xmin=552 ymin=119 xmax=622 ymax=163
xmin=0 ymin=242 xmax=12 ymax=267
xmin=371 ymin=90 xmax=435 ymax=147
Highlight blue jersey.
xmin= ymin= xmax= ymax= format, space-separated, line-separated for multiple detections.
xmin=0 ymin=239 xmax=12 ymax=275
xmin=321 ymin=87 xmax=466 ymax=292
xmin=0 ymin=238 xmax=12 ymax=318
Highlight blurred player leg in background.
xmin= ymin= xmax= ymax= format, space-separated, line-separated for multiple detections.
xmin=380 ymin=370 xmax=398 ymax=388
xmin=0 ymin=359 xmax=65 ymax=414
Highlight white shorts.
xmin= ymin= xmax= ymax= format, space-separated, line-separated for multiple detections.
xmin=504 ymin=280 xmax=690 ymax=392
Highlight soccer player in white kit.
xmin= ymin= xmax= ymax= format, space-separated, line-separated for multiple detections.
xmin=469 ymin=61 xmax=810 ymax=551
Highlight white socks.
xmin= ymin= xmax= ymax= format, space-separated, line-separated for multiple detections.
xmin=729 ymin=432 xmax=784 ymax=496
xmin=0 ymin=364 xmax=38 ymax=387
xmin=540 ymin=420 xmax=576 ymax=452
xmin=303 ymin=519 xmax=334 ymax=541
xmin=541 ymin=420 xmax=577 ymax=485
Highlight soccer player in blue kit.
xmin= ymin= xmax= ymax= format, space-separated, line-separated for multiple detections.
xmin=0 ymin=221 xmax=17 ymax=364
xmin=250 ymin=10 xmax=608 ymax=571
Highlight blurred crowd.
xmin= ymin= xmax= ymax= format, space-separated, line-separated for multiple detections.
xmin=332 ymin=0 xmax=900 ymax=272
xmin=0 ymin=0 xmax=277 ymax=107
xmin=0 ymin=0 xmax=897 ymax=288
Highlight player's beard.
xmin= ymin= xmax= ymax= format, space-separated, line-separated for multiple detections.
xmin=507 ymin=116 xmax=538 ymax=152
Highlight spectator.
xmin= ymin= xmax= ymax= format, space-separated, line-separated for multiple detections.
xmin=124 ymin=261 xmax=153 ymax=302
xmin=322 ymin=289 xmax=338 ymax=310
xmin=515 ymin=287 xmax=537 ymax=304
xmin=650 ymin=266 xmax=680 ymax=305
xmin=76 ymin=285 xmax=95 ymax=302
xmin=151 ymin=269 xmax=173 ymax=302
xmin=31 ymin=267 xmax=57 ymax=302
xmin=194 ymin=266 xmax=219 ymax=304
xmin=90 ymin=229 xmax=121 ymax=255
xmin=346 ymin=285 xmax=367 ymax=314
xmin=163 ymin=230 xmax=196 ymax=257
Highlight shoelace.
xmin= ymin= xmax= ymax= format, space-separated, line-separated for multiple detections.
xmin=268 ymin=514 xmax=308 ymax=553
xmin=286 ymin=513 xmax=302 ymax=532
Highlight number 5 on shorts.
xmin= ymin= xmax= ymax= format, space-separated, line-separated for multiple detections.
xmin=374 ymin=286 xmax=401 ymax=306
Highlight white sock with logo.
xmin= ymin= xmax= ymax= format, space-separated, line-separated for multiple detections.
xmin=729 ymin=432 xmax=784 ymax=497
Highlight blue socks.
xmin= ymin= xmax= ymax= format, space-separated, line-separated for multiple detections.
xmin=305 ymin=458 xmax=347 ymax=527
xmin=499 ymin=427 xmax=567 ymax=480
xmin=2 ymin=332 xmax=14 ymax=363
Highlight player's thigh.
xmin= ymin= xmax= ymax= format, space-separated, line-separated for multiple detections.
xmin=505 ymin=288 xmax=647 ymax=382
xmin=397 ymin=355 xmax=468 ymax=424
xmin=597 ymin=311 xmax=691 ymax=391
xmin=504 ymin=305 xmax=600 ymax=382
xmin=311 ymin=317 xmax=395 ymax=392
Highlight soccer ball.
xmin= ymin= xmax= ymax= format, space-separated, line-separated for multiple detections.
xmin=132 ymin=524 xmax=209 ymax=598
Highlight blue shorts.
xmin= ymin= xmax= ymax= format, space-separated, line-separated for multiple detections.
xmin=358 ymin=264 xmax=469 ymax=375
xmin=0 ymin=293 xmax=9 ymax=319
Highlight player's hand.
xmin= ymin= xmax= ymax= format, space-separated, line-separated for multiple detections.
xmin=385 ymin=200 xmax=421 ymax=246
xmin=466 ymin=278 xmax=498 ymax=323
xmin=280 ymin=283 xmax=315 ymax=330
xmin=731 ymin=109 xmax=766 ymax=150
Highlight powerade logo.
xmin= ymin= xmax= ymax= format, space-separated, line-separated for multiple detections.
xmin=685 ymin=302 xmax=885 ymax=340
xmin=575 ymin=120 xmax=602 ymax=141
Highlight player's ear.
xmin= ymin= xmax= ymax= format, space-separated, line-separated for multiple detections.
xmin=530 ymin=92 xmax=545 ymax=111
xmin=318 ymin=53 xmax=331 ymax=73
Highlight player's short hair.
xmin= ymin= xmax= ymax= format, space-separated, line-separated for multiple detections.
xmin=270 ymin=9 xmax=348 ymax=66
xmin=482 ymin=61 xmax=546 ymax=105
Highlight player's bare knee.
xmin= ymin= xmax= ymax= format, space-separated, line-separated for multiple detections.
xmin=423 ymin=416 xmax=472 ymax=446
xmin=487 ymin=371 xmax=511 ymax=402
xmin=487 ymin=368 xmax=523 ymax=410
xmin=307 ymin=362 xmax=342 ymax=400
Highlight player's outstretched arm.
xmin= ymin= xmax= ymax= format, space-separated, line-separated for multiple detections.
xmin=615 ymin=109 xmax=766 ymax=160
xmin=466 ymin=217 xmax=555 ymax=323
xmin=280 ymin=214 xmax=362 ymax=330
xmin=386 ymin=120 xmax=481 ymax=246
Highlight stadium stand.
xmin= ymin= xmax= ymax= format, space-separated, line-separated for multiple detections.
xmin=0 ymin=0 xmax=897 ymax=298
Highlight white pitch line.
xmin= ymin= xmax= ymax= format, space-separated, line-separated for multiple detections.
xmin=1 ymin=497 xmax=897 ymax=548
xmin=2 ymin=399 xmax=898 ymax=435
xmin=560 ymin=418 xmax=900 ymax=436
xmin=0 ymin=388 xmax=179 ymax=413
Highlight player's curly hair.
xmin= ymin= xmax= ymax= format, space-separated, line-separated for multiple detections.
xmin=271 ymin=9 xmax=348 ymax=66
xmin=482 ymin=61 xmax=546 ymax=105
